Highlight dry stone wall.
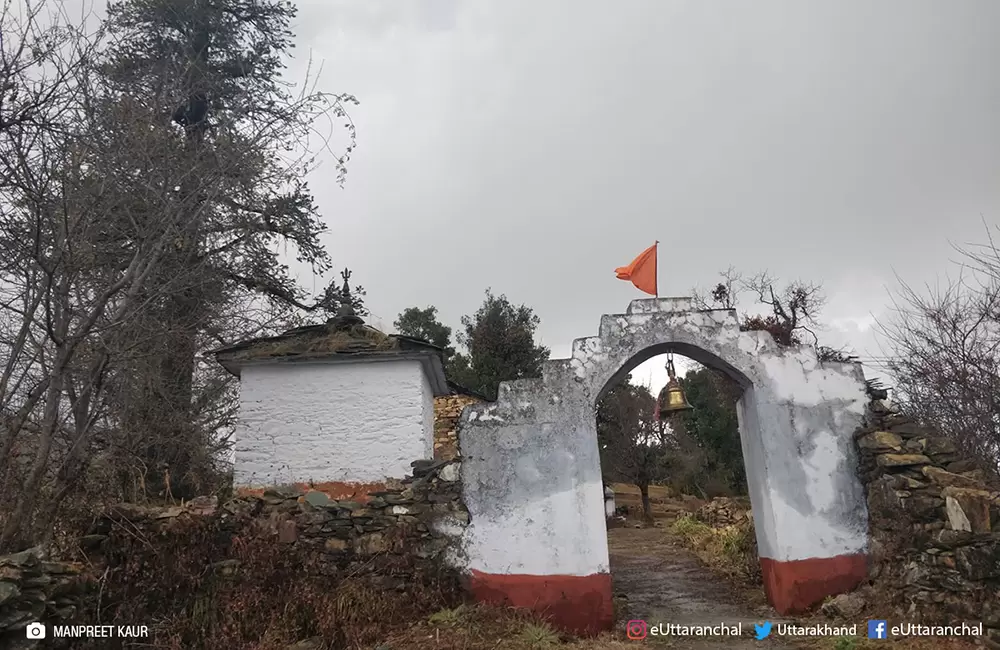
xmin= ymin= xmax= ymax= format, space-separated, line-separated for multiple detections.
xmin=0 ymin=548 xmax=89 ymax=648
xmin=433 ymin=395 xmax=483 ymax=460
xmin=856 ymin=400 xmax=1000 ymax=646
xmin=694 ymin=496 xmax=753 ymax=527
xmin=210 ymin=458 xmax=470 ymax=564
xmin=0 ymin=458 xmax=468 ymax=648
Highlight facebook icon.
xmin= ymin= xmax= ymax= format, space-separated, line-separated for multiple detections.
xmin=868 ymin=620 xmax=888 ymax=639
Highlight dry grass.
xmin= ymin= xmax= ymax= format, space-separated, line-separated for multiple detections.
xmin=77 ymin=507 xmax=463 ymax=650
xmin=70 ymin=483 xmax=987 ymax=650
xmin=656 ymin=493 xmax=982 ymax=650
xmin=795 ymin=636 xmax=980 ymax=650
xmin=230 ymin=324 xmax=399 ymax=360
xmin=670 ymin=514 xmax=761 ymax=584
xmin=374 ymin=604 xmax=640 ymax=650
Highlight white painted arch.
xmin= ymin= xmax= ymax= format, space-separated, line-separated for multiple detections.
xmin=458 ymin=297 xmax=870 ymax=581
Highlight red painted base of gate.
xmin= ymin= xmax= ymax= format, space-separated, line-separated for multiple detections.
xmin=467 ymin=570 xmax=613 ymax=636
xmin=465 ymin=555 xmax=865 ymax=632
xmin=760 ymin=553 xmax=868 ymax=614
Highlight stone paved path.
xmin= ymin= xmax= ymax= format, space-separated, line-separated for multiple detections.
xmin=608 ymin=526 xmax=796 ymax=648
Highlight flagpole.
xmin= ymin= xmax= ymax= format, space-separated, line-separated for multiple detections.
xmin=654 ymin=240 xmax=659 ymax=300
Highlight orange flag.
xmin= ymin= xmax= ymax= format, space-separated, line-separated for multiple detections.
xmin=614 ymin=242 xmax=658 ymax=296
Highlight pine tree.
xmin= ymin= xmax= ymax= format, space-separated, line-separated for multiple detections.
xmin=95 ymin=0 xmax=358 ymax=495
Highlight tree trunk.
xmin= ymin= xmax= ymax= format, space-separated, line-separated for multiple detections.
xmin=0 ymin=363 xmax=66 ymax=550
xmin=128 ymin=66 xmax=208 ymax=498
xmin=639 ymin=481 xmax=653 ymax=522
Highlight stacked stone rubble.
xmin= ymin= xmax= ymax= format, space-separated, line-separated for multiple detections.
xmin=0 ymin=548 xmax=88 ymax=648
xmin=693 ymin=496 xmax=753 ymax=527
xmin=246 ymin=458 xmax=470 ymax=567
xmin=856 ymin=400 xmax=1000 ymax=645
xmin=433 ymin=395 xmax=482 ymax=460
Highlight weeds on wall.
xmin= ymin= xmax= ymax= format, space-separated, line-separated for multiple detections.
xmin=78 ymin=509 xmax=465 ymax=649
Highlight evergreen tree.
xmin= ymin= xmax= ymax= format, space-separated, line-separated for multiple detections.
xmin=394 ymin=306 xmax=455 ymax=362
xmin=95 ymin=0 xmax=357 ymax=495
xmin=452 ymin=289 xmax=549 ymax=399
xmin=673 ymin=367 xmax=746 ymax=494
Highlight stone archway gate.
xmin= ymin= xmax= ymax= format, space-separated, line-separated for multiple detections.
xmin=455 ymin=297 xmax=870 ymax=634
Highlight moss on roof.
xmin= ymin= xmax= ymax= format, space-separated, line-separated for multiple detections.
xmin=223 ymin=323 xmax=401 ymax=361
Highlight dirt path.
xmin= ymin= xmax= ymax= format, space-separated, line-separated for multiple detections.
xmin=608 ymin=526 xmax=795 ymax=648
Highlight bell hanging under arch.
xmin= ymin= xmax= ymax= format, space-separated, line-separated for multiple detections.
xmin=656 ymin=355 xmax=693 ymax=419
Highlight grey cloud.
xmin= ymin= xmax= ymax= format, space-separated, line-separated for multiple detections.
xmin=67 ymin=0 xmax=1000 ymax=389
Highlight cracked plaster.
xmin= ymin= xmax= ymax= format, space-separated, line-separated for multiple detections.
xmin=457 ymin=297 xmax=869 ymax=577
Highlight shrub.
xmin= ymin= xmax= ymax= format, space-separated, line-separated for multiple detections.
xmin=78 ymin=506 xmax=464 ymax=649
xmin=671 ymin=513 xmax=760 ymax=584
xmin=516 ymin=622 xmax=562 ymax=647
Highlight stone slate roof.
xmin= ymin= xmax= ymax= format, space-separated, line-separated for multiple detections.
xmin=210 ymin=317 xmax=451 ymax=396
xmin=211 ymin=322 xmax=439 ymax=360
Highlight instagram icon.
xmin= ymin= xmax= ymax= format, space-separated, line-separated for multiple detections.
xmin=626 ymin=619 xmax=647 ymax=639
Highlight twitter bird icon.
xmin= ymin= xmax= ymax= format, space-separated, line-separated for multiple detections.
xmin=754 ymin=621 xmax=772 ymax=640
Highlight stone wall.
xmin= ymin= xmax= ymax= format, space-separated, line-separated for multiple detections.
xmin=0 ymin=549 xmax=89 ymax=648
xmin=96 ymin=457 xmax=467 ymax=566
xmin=856 ymin=400 xmax=1000 ymax=645
xmin=433 ymin=395 xmax=483 ymax=460
xmin=694 ymin=496 xmax=753 ymax=527
xmin=0 ymin=458 xmax=468 ymax=648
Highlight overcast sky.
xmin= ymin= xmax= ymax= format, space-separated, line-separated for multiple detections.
xmin=49 ymin=0 xmax=996 ymax=392
xmin=280 ymin=0 xmax=1000 ymax=392
xmin=277 ymin=0 xmax=1000 ymax=392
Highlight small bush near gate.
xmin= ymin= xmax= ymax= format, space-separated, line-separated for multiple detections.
xmin=516 ymin=622 xmax=562 ymax=647
xmin=671 ymin=514 xmax=712 ymax=538
xmin=833 ymin=638 xmax=858 ymax=650
xmin=671 ymin=513 xmax=761 ymax=585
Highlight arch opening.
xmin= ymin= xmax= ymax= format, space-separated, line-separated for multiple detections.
xmin=597 ymin=345 xmax=755 ymax=518
xmin=596 ymin=347 xmax=762 ymax=637
xmin=595 ymin=341 xmax=753 ymax=406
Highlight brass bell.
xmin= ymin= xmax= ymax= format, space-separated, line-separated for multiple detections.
xmin=656 ymin=355 xmax=693 ymax=419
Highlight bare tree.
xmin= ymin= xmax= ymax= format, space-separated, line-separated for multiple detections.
xmin=597 ymin=377 xmax=667 ymax=520
xmin=692 ymin=265 xmax=741 ymax=311
xmin=693 ymin=267 xmax=855 ymax=362
xmin=741 ymin=271 xmax=825 ymax=346
xmin=89 ymin=0 xmax=360 ymax=499
xmin=878 ymin=226 xmax=1000 ymax=475
xmin=0 ymin=93 xmax=194 ymax=547
xmin=0 ymin=0 xmax=327 ymax=547
xmin=0 ymin=0 xmax=110 ymax=549
xmin=0 ymin=0 xmax=367 ymax=549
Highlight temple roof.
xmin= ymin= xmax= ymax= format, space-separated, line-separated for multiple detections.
xmin=210 ymin=317 xmax=451 ymax=396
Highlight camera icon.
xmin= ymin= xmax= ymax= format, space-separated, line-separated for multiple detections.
xmin=25 ymin=622 xmax=46 ymax=638
xmin=626 ymin=619 xmax=647 ymax=639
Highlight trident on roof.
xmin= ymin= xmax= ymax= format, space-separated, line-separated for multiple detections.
xmin=329 ymin=268 xmax=364 ymax=328
xmin=340 ymin=268 xmax=353 ymax=299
